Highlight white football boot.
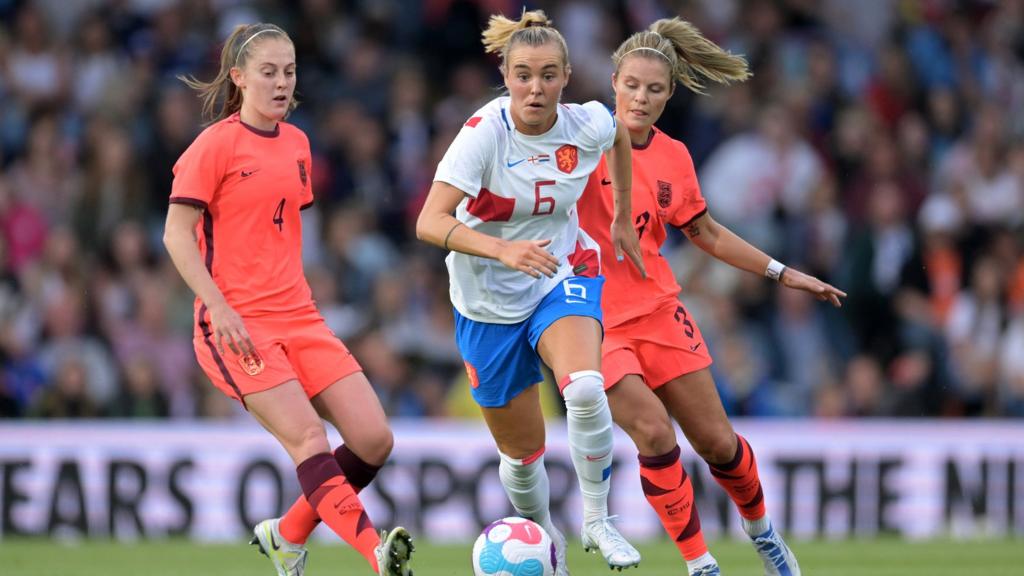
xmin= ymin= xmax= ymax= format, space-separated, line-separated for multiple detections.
xmin=744 ymin=519 xmax=800 ymax=576
xmin=581 ymin=515 xmax=641 ymax=570
xmin=250 ymin=518 xmax=308 ymax=576
xmin=375 ymin=526 xmax=415 ymax=576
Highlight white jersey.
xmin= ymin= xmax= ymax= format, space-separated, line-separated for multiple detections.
xmin=435 ymin=96 xmax=616 ymax=324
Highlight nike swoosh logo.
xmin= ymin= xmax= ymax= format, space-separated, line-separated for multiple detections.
xmin=241 ymin=170 xmax=256 ymax=177
xmin=690 ymin=343 xmax=702 ymax=352
xmin=585 ymin=451 xmax=610 ymax=461
xmin=269 ymin=531 xmax=281 ymax=551
xmin=601 ymin=178 xmax=611 ymax=186
xmin=506 ymin=158 xmax=526 ymax=168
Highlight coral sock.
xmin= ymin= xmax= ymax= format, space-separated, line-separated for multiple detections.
xmin=639 ymin=445 xmax=707 ymax=560
xmin=296 ymin=453 xmax=380 ymax=571
xmin=707 ymin=434 xmax=766 ymax=520
xmin=279 ymin=445 xmax=381 ymax=544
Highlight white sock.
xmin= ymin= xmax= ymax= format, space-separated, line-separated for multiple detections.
xmin=562 ymin=370 xmax=613 ymax=525
xmin=742 ymin=514 xmax=771 ymax=537
xmin=686 ymin=551 xmax=718 ymax=574
xmin=498 ymin=448 xmax=551 ymax=528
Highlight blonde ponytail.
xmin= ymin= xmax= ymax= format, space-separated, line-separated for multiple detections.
xmin=613 ymin=18 xmax=750 ymax=94
xmin=481 ymin=9 xmax=568 ymax=73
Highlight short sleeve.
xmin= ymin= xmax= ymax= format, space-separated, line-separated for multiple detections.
xmin=667 ymin=142 xmax=708 ymax=228
xmin=433 ymin=116 xmax=499 ymax=198
xmin=170 ymin=127 xmax=231 ymax=209
xmin=300 ymin=134 xmax=314 ymax=209
xmin=579 ymin=101 xmax=617 ymax=153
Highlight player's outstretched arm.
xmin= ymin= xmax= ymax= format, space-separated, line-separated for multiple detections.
xmin=163 ymin=203 xmax=255 ymax=355
xmin=681 ymin=211 xmax=846 ymax=307
xmin=416 ymin=181 xmax=559 ymax=278
xmin=605 ymin=121 xmax=646 ymax=278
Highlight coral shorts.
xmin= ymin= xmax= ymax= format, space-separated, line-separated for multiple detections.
xmin=602 ymin=301 xmax=712 ymax=390
xmin=193 ymin=304 xmax=361 ymax=404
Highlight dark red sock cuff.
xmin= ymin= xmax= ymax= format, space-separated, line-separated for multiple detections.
xmin=638 ymin=445 xmax=681 ymax=470
xmin=709 ymin=434 xmax=746 ymax=472
xmin=297 ymin=452 xmax=343 ymax=500
xmin=334 ymin=445 xmax=382 ymax=491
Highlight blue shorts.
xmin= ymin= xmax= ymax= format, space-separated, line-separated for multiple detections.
xmin=455 ymin=275 xmax=604 ymax=408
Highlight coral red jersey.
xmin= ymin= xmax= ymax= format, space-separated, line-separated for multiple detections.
xmin=578 ymin=127 xmax=707 ymax=329
xmin=170 ymin=113 xmax=315 ymax=316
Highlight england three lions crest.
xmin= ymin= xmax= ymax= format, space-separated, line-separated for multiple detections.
xmin=239 ymin=352 xmax=265 ymax=376
xmin=555 ymin=144 xmax=578 ymax=174
xmin=657 ymin=180 xmax=672 ymax=208
xmin=297 ymin=159 xmax=308 ymax=187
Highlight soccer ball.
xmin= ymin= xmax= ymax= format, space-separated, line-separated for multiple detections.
xmin=472 ymin=517 xmax=557 ymax=576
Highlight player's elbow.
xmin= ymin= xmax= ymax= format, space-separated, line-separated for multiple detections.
xmin=414 ymin=214 xmax=429 ymax=242
xmin=414 ymin=211 xmax=437 ymax=244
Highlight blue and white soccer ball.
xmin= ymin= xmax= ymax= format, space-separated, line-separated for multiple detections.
xmin=472 ymin=517 xmax=557 ymax=576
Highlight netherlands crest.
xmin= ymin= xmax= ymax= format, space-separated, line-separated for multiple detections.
xmin=555 ymin=144 xmax=578 ymax=174
xmin=297 ymin=159 xmax=308 ymax=187
xmin=657 ymin=180 xmax=672 ymax=208
xmin=239 ymin=352 xmax=265 ymax=376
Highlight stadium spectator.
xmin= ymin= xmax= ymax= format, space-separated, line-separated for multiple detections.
xmin=0 ymin=0 xmax=1019 ymax=421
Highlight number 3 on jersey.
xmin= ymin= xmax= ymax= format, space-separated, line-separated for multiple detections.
xmin=273 ymin=198 xmax=286 ymax=231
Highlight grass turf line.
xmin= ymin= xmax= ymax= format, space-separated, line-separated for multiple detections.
xmin=4 ymin=537 xmax=1023 ymax=575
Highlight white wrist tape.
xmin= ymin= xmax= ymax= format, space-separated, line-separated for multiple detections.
xmin=766 ymin=259 xmax=786 ymax=282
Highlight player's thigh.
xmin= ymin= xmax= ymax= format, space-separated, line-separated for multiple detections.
xmin=281 ymin=310 xmax=363 ymax=398
xmin=313 ymin=371 xmax=393 ymax=465
xmin=635 ymin=302 xmax=712 ymax=389
xmin=480 ymin=383 xmax=547 ymax=458
xmin=535 ymin=315 xmax=602 ymax=382
xmin=246 ymin=379 xmax=330 ymax=464
xmin=655 ymin=368 xmax=736 ymax=463
xmin=606 ymin=374 xmax=676 ymax=456
xmin=455 ymin=310 xmax=544 ymax=409
xmin=193 ymin=317 xmax=300 ymax=402
xmin=532 ymin=275 xmax=604 ymax=382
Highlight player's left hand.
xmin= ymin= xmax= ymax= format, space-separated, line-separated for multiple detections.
xmin=611 ymin=216 xmax=646 ymax=278
xmin=780 ymin=267 xmax=847 ymax=307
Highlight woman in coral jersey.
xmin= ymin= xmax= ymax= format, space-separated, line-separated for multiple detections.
xmin=577 ymin=18 xmax=846 ymax=576
xmin=162 ymin=23 xmax=412 ymax=576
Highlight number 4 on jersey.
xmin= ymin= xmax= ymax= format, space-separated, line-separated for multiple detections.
xmin=273 ymin=198 xmax=286 ymax=231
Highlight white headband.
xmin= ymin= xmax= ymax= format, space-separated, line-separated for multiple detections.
xmin=621 ymin=46 xmax=670 ymax=61
xmin=235 ymin=29 xmax=276 ymax=66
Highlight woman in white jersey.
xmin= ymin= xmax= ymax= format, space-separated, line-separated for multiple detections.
xmin=416 ymin=10 xmax=645 ymax=574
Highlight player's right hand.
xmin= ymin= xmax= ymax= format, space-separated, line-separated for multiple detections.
xmin=497 ymin=239 xmax=560 ymax=278
xmin=207 ymin=302 xmax=256 ymax=356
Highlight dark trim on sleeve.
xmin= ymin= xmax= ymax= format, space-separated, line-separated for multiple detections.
xmin=169 ymin=197 xmax=209 ymax=210
xmin=300 ymin=201 xmax=314 ymax=211
xmin=675 ymin=207 xmax=709 ymax=232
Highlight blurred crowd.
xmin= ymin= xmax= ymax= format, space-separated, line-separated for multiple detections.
xmin=0 ymin=0 xmax=1022 ymax=420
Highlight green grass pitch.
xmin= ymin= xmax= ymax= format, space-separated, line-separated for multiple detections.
xmin=4 ymin=537 xmax=1022 ymax=575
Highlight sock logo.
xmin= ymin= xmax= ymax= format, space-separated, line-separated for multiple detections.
xmin=665 ymin=496 xmax=691 ymax=516
xmin=585 ymin=451 xmax=611 ymax=462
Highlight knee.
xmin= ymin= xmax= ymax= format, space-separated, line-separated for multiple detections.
xmin=692 ymin=430 xmax=737 ymax=464
xmin=357 ymin=425 xmax=394 ymax=466
xmin=292 ymin=420 xmax=329 ymax=457
xmin=561 ymin=370 xmax=606 ymax=411
xmin=624 ymin=415 xmax=677 ymax=456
